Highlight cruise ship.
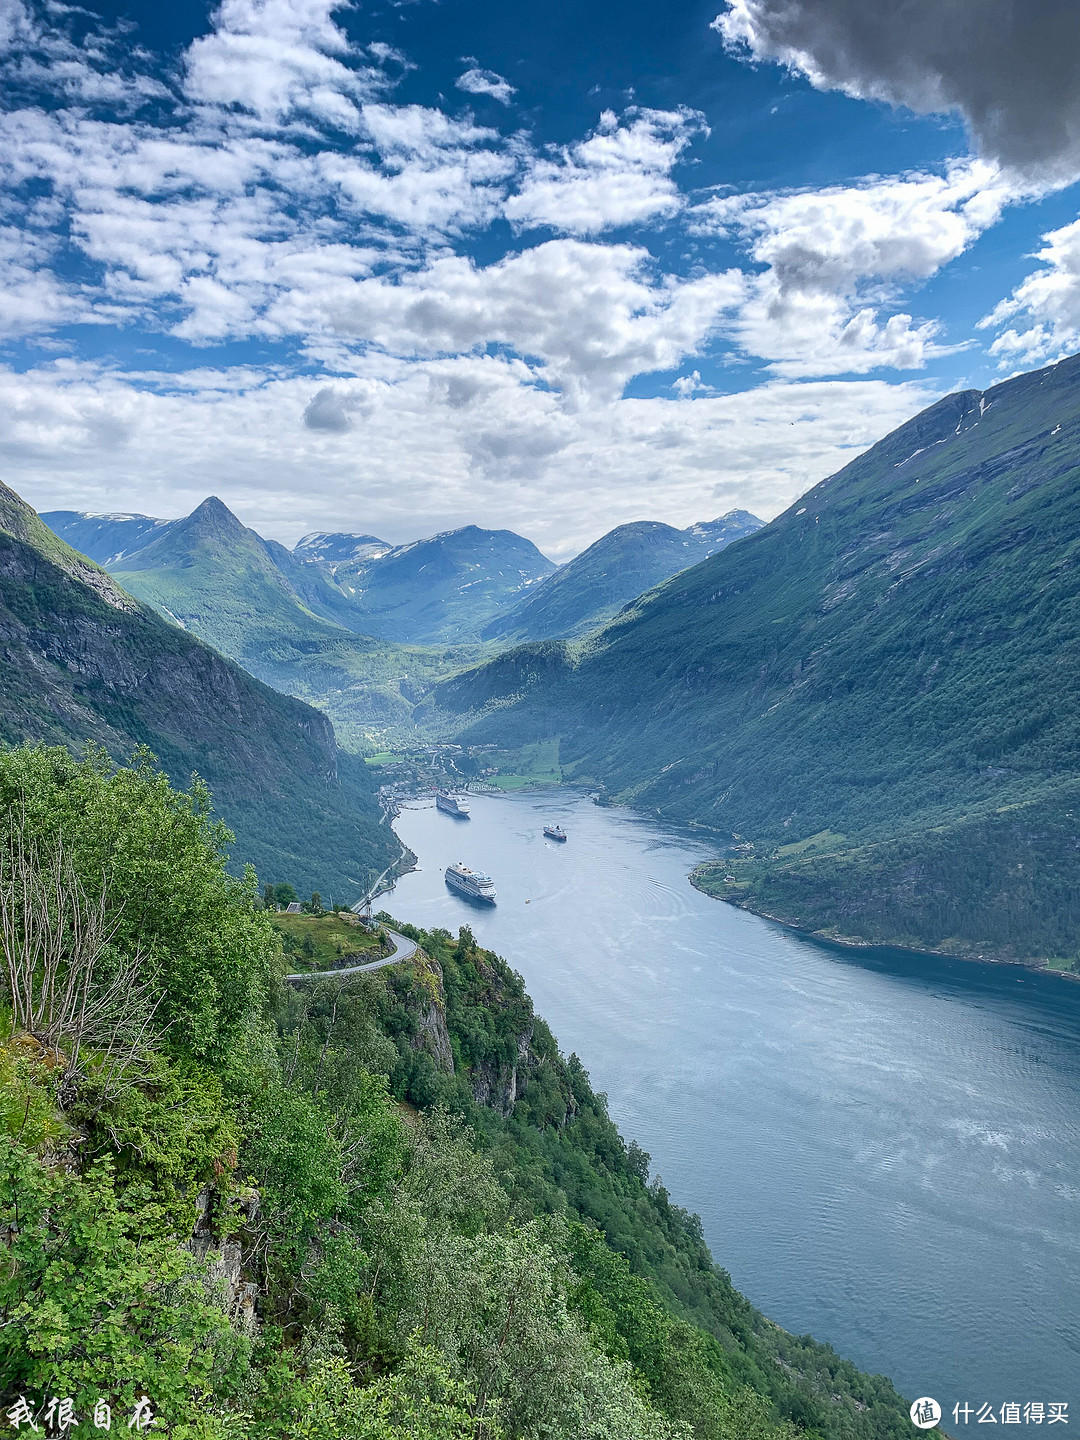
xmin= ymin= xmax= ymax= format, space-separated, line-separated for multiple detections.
xmin=436 ymin=791 xmax=470 ymax=818
xmin=444 ymin=862 xmax=496 ymax=904
xmin=543 ymin=824 xmax=567 ymax=842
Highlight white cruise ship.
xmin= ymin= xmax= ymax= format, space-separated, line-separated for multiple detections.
xmin=444 ymin=861 xmax=496 ymax=904
xmin=436 ymin=790 xmax=470 ymax=818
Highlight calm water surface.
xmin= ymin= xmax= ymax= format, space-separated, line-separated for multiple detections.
xmin=390 ymin=791 xmax=1080 ymax=1415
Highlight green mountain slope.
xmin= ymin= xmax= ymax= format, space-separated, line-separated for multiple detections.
xmin=49 ymin=509 xmax=555 ymax=647
xmin=56 ymin=497 xmax=481 ymax=731
xmin=305 ymin=524 xmax=557 ymax=643
xmin=483 ymin=511 xmax=762 ymax=642
xmin=438 ymin=353 xmax=1080 ymax=968
xmin=109 ymin=495 xmax=362 ymax=635
xmin=0 ymin=479 xmax=396 ymax=897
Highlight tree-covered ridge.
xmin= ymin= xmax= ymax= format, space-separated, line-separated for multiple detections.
xmin=439 ymin=352 xmax=1080 ymax=967
xmin=0 ymin=749 xmax=920 ymax=1438
xmin=0 ymin=481 xmax=398 ymax=896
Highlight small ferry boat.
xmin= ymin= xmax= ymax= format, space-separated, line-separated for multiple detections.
xmin=543 ymin=824 xmax=567 ymax=842
xmin=436 ymin=791 xmax=470 ymax=819
xmin=444 ymin=862 xmax=496 ymax=904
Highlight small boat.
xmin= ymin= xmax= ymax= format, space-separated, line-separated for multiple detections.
xmin=543 ymin=824 xmax=567 ymax=842
xmin=444 ymin=862 xmax=496 ymax=904
xmin=436 ymin=791 xmax=470 ymax=818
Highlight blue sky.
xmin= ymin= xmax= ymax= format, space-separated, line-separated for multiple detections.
xmin=2 ymin=0 xmax=1080 ymax=554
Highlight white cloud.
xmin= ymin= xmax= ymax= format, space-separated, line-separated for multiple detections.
xmin=303 ymin=383 xmax=375 ymax=431
xmin=0 ymin=0 xmax=169 ymax=112
xmin=0 ymin=359 xmax=934 ymax=555
xmin=697 ymin=162 xmax=1015 ymax=374
xmin=0 ymin=0 xmax=1021 ymax=387
xmin=319 ymin=104 xmax=513 ymax=235
xmin=506 ymin=108 xmax=705 ymax=234
xmin=0 ymin=0 xmax=1040 ymax=548
xmin=0 ymin=224 xmax=92 ymax=338
xmin=455 ymin=66 xmax=516 ymax=106
xmin=271 ymin=239 xmax=744 ymax=400
xmin=981 ymin=218 xmax=1080 ymax=365
xmin=672 ymin=370 xmax=714 ymax=398
xmin=184 ymin=0 xmax=383 ymax=131
xmin=706 ymin=162 xmax=1010 ymax=292
xmin=0 ymin=97 xmax=508 ymax=343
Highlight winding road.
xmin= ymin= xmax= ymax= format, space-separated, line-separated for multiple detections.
xmin=283 ymin=927 xmax=417 ymax=985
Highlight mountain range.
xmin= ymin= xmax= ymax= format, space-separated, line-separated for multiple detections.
xmin=45 ymin=350 xmax=1080 ymax=967
xmin=44 ymin=508 xmax=557 ymax=646
xmin=483 ymin=512 xmax=762 ymax=642
xmin=295 ymin=523 xmax=557 ymax=644
xmin=39 ymin=510 xmax=174 ymax=565
xmin=293 ymin=531 xmax=392 ymax=564
xmin=0 ymin=480 xmax=396 ymax=897
xmin=41 ymin=505 xmax=766 ymax=729
xmin=436 ymin=353 xmax=1080 ymax=970
xmin=43 ymin=498 xmax=480 ymax=730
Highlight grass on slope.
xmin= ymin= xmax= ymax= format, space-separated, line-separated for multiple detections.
xmin=114 ymin=556 xmax=489 ymax=729
xmin=486 ymin=738 xmax=563 ymax=789
xmin=271 ymin=910 xmax=384 ymax=969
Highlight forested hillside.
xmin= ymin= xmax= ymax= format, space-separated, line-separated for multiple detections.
xmin=0 ymin=481 xmax=395 ymax=898
xmin=437 ymin=353 xmax=1080 ymax=969
xmin=0 ymin=748 xmax=919 ymax=1437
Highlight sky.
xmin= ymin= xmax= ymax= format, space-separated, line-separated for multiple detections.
xmin=3 ymin=0 xmax=1080 ymax=556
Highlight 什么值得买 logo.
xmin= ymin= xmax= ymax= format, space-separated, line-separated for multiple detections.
xmin=910 ymin=1397 xmax=942 ymax=1430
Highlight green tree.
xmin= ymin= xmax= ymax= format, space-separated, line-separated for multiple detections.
xmin=0 ymin=1134 xmax=250 ymax=1412
xmin=0 ymin=745 xmax=276 ymax=1065
xmin=274 ymin=883 xmax=298 ymax=909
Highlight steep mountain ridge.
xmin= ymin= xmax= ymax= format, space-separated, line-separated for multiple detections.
xmin=43 ymin=506 xmax=553 ymax=721
xmin=438 ymin=353 xmax=1080 ymax=967
xmin=0 ymin=479 xmax=396 ymax=896
xmin=49 ymin=508 xmax=558 ymax=647
xmin=110 ymin=495 xmax=360 ymax=632
xmin=483 ymin=510 xmax=763 ymax=642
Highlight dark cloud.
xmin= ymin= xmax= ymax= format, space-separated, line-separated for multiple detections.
xmin=303 ymin=387 xmax=371 ymax=433
xmin=716 ymin=0 xmax=1080 ymax=184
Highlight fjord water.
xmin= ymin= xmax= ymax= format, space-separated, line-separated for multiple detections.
xmin=391 ymin=791 xmax=1080 ymax=1414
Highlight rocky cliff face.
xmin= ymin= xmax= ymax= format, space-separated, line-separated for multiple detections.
xmin=391 ymin=936 xmax=574 ymax=1122
xmin=470 ymin=1027 xmax=536 ymax=1117
xmin=404 ymin=954 xmax=455 ymax=1074
xmin=187 ymin=1184 xmax=261 ymax=1333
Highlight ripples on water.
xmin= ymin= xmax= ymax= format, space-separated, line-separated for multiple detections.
xmin=390 ymin=791 xmax=1080 ymax=1414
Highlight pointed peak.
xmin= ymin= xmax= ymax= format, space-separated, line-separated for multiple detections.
xmin=183 ymin=496 xmax=247 ymax=539
xmin=191 ymin=495 xmax=240 ymax=521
